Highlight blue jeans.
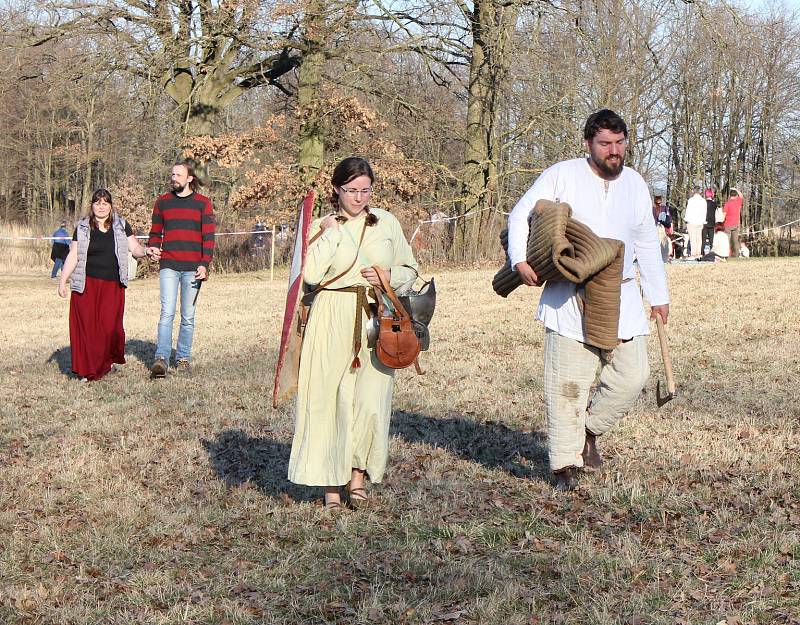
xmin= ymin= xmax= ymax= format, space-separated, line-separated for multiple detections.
xmin=51 ymin=258 xmax=64 ymax=278
xmin=155 ymin=269 xmax=200 ymax=362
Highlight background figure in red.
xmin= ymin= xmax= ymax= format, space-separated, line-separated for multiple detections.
xmin=723 ymin=188 xmax=743 ymax=256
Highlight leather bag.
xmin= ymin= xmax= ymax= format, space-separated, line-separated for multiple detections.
xmin=367 ymin=267 xmax=435 ymax=351
xmin=372 ymin=267 xmax=422 ymax=371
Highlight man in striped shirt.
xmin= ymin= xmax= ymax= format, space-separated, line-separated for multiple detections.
xmin=146 ymin=160 xmax=216 ymax=378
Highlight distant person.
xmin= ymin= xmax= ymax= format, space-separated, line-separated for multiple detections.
xmin=275 ymin=223 xmax=291 ymax=263
xmin=57 ymin=189 xmax=152 ymax=381
xmin=50 ymin=220 xmax=71 ymax=278
xmin=669 ymin=231 xmax=687 ymax=259
xmin=252 ymin=215 xmax=266 ymax=250
xmin=723 ymin=188 xmax=743 ymax=256
xmin=276 ymin=223 xmax=289 ymax=243
xmin=712 ymin=225 xmax=731 ymax=258
xmin=739 ymin=241 xmax=750 ymax=257
xmin=147 ymin=160 xmax=216 ymax=378
xmin=702 ymin=188 xmax=717 ymax=254
xmin=652 ymin=195 xmax=672 ymax=262
xmin=652 ymin=195 xmax=673 ymax=232
xmin=694 ymin=225 xmax=731 ymax=262
xmin=684 ymin=188 xmax=706 ymax=257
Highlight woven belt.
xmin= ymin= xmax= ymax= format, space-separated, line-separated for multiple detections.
xmin=321 ymin=285 xmax=372 ymax=369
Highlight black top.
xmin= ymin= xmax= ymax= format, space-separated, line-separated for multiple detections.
xmin=705 ymin=199 xmax=718 ymax=227
xmin=73 ymin=222 xmax=133 ymax=282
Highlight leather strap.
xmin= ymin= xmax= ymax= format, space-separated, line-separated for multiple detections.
xmin=316 ymin=219 xmax=368 ymax=289
xmin=373 ymin=266 xmax=412 ymax=319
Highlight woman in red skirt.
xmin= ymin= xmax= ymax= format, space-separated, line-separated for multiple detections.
xmin=58 ymin=189 xmax=154 ymax=380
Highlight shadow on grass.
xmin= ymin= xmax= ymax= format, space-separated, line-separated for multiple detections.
xmin=46 ymin=346 xmax=72 ymax=375
xmin=202 ymin=414 xmax=550 ymax=502
xmin=391 ymin=410 xmax=550 ymax=480
xmin=201 ymin=429 xmax=318 ymax=503
xmin=123 ymin=339 xmax=158 ymax=368
xmin=46 ymin=339 xmax=159 ymax=376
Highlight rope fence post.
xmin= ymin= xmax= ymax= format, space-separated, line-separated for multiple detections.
xmin=270 ymin=225 xmax=276 ymax=281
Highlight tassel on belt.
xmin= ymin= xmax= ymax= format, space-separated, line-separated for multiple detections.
xmin=320 ymin=285 xmax=372 ymax=369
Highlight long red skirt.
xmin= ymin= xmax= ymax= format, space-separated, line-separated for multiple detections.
xmin=69 ymin=276 xmax=126 ymax=381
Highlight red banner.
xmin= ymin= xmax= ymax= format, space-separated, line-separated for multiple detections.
xmin=272 ymin=189 xmax=315 ymax=407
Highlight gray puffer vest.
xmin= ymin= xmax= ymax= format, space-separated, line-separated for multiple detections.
xmin=71 ymin=214 xmax=130 ymax=293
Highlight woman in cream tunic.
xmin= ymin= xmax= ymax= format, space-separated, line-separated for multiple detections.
xmin=288 ymin=157 xmax=419 ymax=509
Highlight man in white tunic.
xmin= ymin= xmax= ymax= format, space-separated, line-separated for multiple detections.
xmin=507 ymin=109 xmax=670 ymax=491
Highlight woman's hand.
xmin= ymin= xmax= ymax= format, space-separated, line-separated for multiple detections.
xmin=320 ymin=214 xmax=339 ymax=231
xmin=361 ymin=266 xmax=388 ymax=287
xmin=58 ymin=281 xmax=69 ymax=298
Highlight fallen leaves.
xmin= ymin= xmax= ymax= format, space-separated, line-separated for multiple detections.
xmin=4 ymin=264 xmax=800 ymax=625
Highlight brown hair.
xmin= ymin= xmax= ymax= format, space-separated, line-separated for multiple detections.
xmin=329 ymin=157 xmax=377 ymax=226
xmin=89 ymin=188 xmax=114 ymax=230
xmin=174 ymin=160 xmax=204 ymax=192
xmin=584 ymin=109 xmax=628 ymax=140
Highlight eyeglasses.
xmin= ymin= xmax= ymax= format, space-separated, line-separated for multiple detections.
xmin=340 ymin=187 xmax=373 ymax=197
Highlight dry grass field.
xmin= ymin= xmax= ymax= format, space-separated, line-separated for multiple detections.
xmin=1 ymin=259 xmax=799 ymax=625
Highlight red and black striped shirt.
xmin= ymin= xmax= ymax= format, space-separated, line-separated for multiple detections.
xmin=148 ymin=191 xmax=216 ymax=271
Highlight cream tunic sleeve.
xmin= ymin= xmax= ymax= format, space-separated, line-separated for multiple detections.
xmin=303 ymin=219 xmax=343 ymax=286
xmin=385 ymin=212 xmax=419 ymax=289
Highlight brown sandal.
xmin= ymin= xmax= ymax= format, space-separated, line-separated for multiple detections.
xmin=323 ymin=488 xmax=344 ymax=511
xmin=346 ymin=486 xmax=369 ymax=509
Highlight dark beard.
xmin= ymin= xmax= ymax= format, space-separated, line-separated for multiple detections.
xmin=171 ymin=181 xmax=187 ymax=193
xmin=592 ymin=156 xmax=623 ymax=178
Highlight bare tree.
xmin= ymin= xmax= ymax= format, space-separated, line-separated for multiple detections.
xmin=31 ymin=0 xmax=302 ymax=139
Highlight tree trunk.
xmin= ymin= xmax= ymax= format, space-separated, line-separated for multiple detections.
xmin=460 ymin=0 xmax=517 ymax=259
xmin=297 ymin=0 xmax=327 ymax=198
xmin=81 ymin=97 xmax=96 ymax=217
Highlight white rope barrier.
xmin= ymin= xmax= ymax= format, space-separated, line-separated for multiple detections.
xmin=5 ymin=214 xmax=797 ymax=243
xmin=3 ymin=202 xmax=517 ymax=244
xmin=746 ymin=216 xmax=800 ymax=236
xmin=0 ymin=229 xmax=279 ymax=241
xmin=409 ymin=206 xmax=508 ymax=242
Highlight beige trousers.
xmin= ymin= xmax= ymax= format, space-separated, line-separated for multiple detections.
xmin=687 ymin=224 xmax=703 ymax=256
xmin=543 ymin=329 xmax=650 ymax=472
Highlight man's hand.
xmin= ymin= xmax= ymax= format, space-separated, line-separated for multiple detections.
xmin=195 ymin=266 xmax=208 ymax=281
xmin=146 ymin=247 xmax=161 ymax=260
xmin=650 ymin=304 xmax=669 ymax=324
xmin=515 ymin=261 xmax=542 ymax=286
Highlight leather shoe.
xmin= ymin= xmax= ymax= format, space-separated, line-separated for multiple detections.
xmin=553 ymin=466 xmax=579 ymax=491
xmin=582 ymin=430 xmax=603 ymax=469
xmin=151 ymin=357 xmax=168 ymax=379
